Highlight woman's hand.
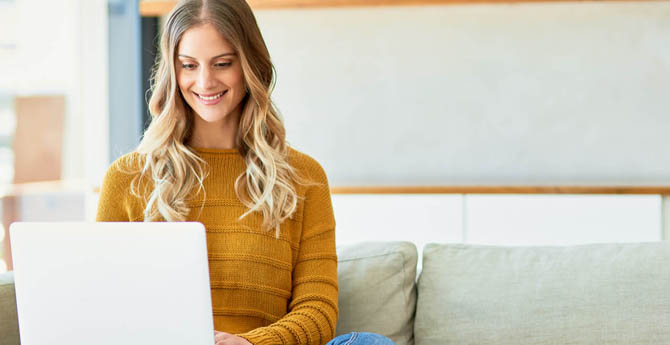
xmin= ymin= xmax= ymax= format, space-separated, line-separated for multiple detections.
xmin=214 ymin=330 xmax=253 ymax=345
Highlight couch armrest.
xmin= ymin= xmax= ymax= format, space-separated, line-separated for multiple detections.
xmin=0 ymin=271 xmax=20 ymax=345
xmin=336 ymin=242 xmax=417 ymax=345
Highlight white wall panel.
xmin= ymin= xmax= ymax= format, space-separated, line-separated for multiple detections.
xmin=332 ymin=194 xmax=463 ymax=253
xmin=18 ymin=193 xmax=87 ymax=222
xmin=0 ymin=1 xmax=17 ymax=92
xmin=465 ymin=195 xmax=661 ymax=245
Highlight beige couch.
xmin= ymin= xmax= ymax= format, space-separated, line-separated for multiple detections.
xmin=3 ymin=241 xmax=670 ymax=345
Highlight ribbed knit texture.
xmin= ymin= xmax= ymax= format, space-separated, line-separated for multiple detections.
xmin=96 ymin=147 xmax=338 ymax=345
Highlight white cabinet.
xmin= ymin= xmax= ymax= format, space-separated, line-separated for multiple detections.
xmin=332 ymin=194 xmax=662 ymax=250
xmin=464 ymin=195 xmax=661 ymax=245
xmin=332 ymin=194 xmax=463 ymax=254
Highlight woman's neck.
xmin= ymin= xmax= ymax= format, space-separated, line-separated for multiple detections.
xmin=188 ymin=111 xmax=240 ymax=149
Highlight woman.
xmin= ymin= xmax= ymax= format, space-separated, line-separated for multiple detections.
xmin=96 ymin=1 xmax=394 ymax=344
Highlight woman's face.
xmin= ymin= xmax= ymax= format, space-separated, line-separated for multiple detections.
xmin=176 ymin=23 xmax=246 ymax=125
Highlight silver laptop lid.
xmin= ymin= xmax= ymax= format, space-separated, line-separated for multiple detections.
xmin=10 ymin=222 xmax=213 ymax=345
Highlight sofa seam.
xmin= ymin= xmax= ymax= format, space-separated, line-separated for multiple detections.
xmin=337 ymin=251 xmax=403 ymax=262
xmin=398 ymin=250 xmax=412 ymax=312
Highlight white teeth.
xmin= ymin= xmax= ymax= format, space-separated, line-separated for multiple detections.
xmin=197 ymin=92 xmax=224 ymax=101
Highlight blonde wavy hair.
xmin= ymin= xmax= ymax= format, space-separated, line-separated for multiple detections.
xmin=130 ymin=0 xmax=299 ymax=234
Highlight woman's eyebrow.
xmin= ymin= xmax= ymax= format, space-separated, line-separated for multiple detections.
xmin=178 ymin=53 xmax=236 ymax=59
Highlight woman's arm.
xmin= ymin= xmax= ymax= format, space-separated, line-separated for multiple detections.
xmin=238 ymin=162 xmax=338 ymax=345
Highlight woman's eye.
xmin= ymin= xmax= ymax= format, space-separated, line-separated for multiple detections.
xmin=182 ymin=63 xmax=196 ymax=69
xmin=215 ymin=62 xmax=232 ymax=68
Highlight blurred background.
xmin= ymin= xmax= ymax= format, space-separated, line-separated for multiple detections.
xmin=1 ymin=0 xmax=670 ymax=271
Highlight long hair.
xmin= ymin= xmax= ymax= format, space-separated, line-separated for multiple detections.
xmin=131 ymin=0 xmax=299 ymax=234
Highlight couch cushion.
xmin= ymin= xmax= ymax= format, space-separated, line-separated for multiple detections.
xmin=336 ymin=242 xmax=417 ymax=345
xmin=0 ymin=271 xmax=19 ymax=345
xmin=415 ymin=242 xmax=670 ymax=345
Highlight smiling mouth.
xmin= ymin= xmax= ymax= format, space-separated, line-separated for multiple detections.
xmin=195 ymin=91 xmax=226 ymax=101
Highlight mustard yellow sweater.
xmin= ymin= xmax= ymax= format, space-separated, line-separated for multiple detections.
xmin=96 ymin=147 xmax=338 ymax=345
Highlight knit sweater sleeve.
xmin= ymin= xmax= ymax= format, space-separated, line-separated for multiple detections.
xmin=96 ymin=153 xmax=142 ymax=222
xmin=239 ymin=157 xmax=338 ymax=345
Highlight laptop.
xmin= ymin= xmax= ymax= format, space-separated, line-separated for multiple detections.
xmin=9 ymin=222 xmax=214 ymax=345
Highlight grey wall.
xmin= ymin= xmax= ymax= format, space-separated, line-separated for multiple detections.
xmin=255 ymin=1 xmax=670 ymax=186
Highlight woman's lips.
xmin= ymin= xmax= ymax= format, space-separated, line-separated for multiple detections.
xmin=194 ymin=90 xmax=226 ymax=105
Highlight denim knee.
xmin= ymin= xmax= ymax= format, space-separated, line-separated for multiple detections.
xmin=326 ymin=332 xmax=396 ymax=345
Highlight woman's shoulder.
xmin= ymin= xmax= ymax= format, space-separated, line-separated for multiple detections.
xmin=106 ymin=151 xmax=144 ymax=175
xmin=97 ymin=151 xmax=147 ymax=221
xmin=101 ymin=151 xmax=146 ymax=189
xmin=287 ymin=146 xmax=328 ymax=183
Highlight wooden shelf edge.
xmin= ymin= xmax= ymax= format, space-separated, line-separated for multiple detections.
xmin=139 ymin=0 xmax=660 ymax=16
xmin=140 ymin=1 xmax=178 ymax=16
xmin=330 ymin=186 xmax=670 ymax=194
xmin=1 ymin=180 xmax=97 ymax=198
xmin=5 ymin=181 xmax=670 ymax=197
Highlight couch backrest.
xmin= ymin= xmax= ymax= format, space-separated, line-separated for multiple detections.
xmin=7 ymin=241 xmax=668 ymax=345
xmin=0 ymin=271 xmax=19 ymax=345
xmin=415 ymin=242 xmax=670 ymax=345
xmin=0 ymin=243 xmax=419 ymax=345
xmin=335 ymin=242 xmax=417 ymax=345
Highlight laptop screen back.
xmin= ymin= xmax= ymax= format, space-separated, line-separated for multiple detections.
xmin=10 ymin=222 xmax=213 ymax=345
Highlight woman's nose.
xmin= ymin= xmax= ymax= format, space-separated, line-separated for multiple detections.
xmin=196 ymin=67 xmax=217 ymax=90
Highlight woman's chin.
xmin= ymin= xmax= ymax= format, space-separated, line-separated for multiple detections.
xmin=198 ymin=114 xmax=229 ymax=124
xmin=191 ymin=107 xmax=230 ymax=123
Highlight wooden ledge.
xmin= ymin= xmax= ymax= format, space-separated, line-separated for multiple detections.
xmin=4 ymin=181 xmax=670 ymax=196
xmin=1 ymin=180 xmax=97 ymax=198
xmin=140 ymin=1 xmax=177 ymax=16
xmin=330 ymin=186 xmax=670 ymax=194
xmin=139 ymin=0 xmax=656 ymax=16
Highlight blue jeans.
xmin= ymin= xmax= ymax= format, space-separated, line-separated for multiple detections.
xmin=326 ymin=332 xmax=396 ymax=345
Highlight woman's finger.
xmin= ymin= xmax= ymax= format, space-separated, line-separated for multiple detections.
xmin=215 ymin=332 xmax=233 ymax=341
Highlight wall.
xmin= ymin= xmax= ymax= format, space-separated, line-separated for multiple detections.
xmin=254 ymin=2 xmax=670 ymax=186
xmin=8 ymin=0 xmax=109 ymax=186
